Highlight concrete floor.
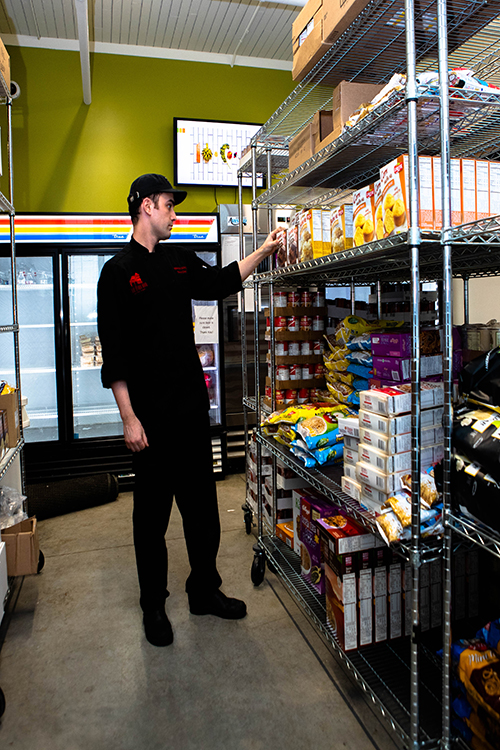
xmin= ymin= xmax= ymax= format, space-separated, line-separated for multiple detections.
xmin=0 ymin=473 xmax=402 ymax=750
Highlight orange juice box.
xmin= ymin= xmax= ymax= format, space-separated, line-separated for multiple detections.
xmin=419 ymin=156 xmax=434 ymax=230
xmin=476 ymin=160 xmax=490 ymax=220
xmin=461 ymin=158 xmax=477 ymax=223
xmin=490 ymin=161 xmax=500 ymax=217
xmin=331 ymin=204 xmax=354 ymax=253
xmin=299 ymin=208 xmax=323 ymax=261
xmin=322 ymin=209 xmax=331 ymax=256
xmin=374 ymin=180 xmax=384 ymax=240
xmin=380 ymin=157 xmax=408 ymax=236
xmin=352 ymin=184 xmax=375 ymax=246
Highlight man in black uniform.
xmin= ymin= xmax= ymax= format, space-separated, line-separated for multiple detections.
xmin=97 ymin=173 xmax=278 ymax=647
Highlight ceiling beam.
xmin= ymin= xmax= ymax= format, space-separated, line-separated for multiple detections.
xmin=74 ymin=0 xmax=91 ymax=105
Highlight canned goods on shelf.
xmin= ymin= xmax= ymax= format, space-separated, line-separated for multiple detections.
xmin=302 ymin=364 xmax=314 ymax=380
xmin=276 ymin=365 xmax=290 ymax=380
xmin=312 ymin=291 xmax=325 ymax=307
xmin=312 ymin=315 xmax=325 ymax=331
xmin=276 ymin=341 xmax=288 ymax=356
xmin=275 ymin=316 xmax=287 ymax=332
xmin=313 ymin=339 xmax=324 ymax=355
xmin=288 ymin=291 xmax=300 ymax=307
xmin=289 ymin=364 xmax=301 ymax=380
xmin=285 ymin=389 xmax=298 ymax=404
xmin=301 ymin=291 xmax=312 ymax=307
xmin=287 ymin=315 xmax=299 ymax=332
xmin=289 ymin=341 xmax=300 ymax=356
xmin=314 ymin=363 xmax=325 ymax=378
xmin=274 ymin=292 xmax=287 ymax=307
xmin=275 ymin=389 xmax=285 ymax=404
xmin=309 ymin=388 xmax=320 ymax=402
xmin=298 ymin=388 xmax=309 ymax=404
xmin=301 ymin=340 xmax=312 ymax=356
xmin=300 ymin=315 xmax=312 ymax=331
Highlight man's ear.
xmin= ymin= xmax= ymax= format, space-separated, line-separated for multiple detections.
xmin=142 ymin=197 xmax=153 ymax=216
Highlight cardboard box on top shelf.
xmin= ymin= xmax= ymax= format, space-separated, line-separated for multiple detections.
xmin=331 ymin=81 xmax=385 ymax=141
xmin=0 ymin=390 xmax=20 ymax=448
xmin=322 ymin=0 xmax=372 ymax=45
xmin=1 ymin=518 xmax=39 ymax=577
xmin=0 ymin=37 xmax=10 ymax=95
xmin=292 ymin=0 xmax=332 ymax=81
xmin=288 ymin=123 xmax=315 ymax=172
xmin=311 ymin=109 xmax=334 ymax=153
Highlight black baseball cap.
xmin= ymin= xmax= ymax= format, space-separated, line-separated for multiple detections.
xmin=127 ymin=173 xmax=187 ymax=213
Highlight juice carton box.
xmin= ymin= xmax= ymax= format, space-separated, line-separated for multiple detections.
xmin=352 ymin=184 xmax=375 ymax=246
xmin=331 ymin=204 xmax=354 ymax=253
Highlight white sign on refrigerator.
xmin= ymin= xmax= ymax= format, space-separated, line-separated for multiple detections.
xmin=194 ymin=305 xmax=219 ymax=344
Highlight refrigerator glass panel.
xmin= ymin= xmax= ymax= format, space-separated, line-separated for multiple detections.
xmin=0 ymin=256 xmax=58 ymax=442
xmin=194 ymin=250 xmax=221 ymax=426
xmin=69 ymin=254 xmax=122 ymax=439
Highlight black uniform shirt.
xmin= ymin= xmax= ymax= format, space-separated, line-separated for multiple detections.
xmin=97 ymin=237 xmax=242 ymax=419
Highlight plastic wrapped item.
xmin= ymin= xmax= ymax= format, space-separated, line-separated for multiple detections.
xmin=459 ymin=348 xmax=500 ymax=411
xmin=452 ymin=405 xmax=500 ymax=483
xmin=451 ymin=454 xmax=500 ymax=534
xmin=476 ymin=619 xmax=500 ymax=656
xmin=0 ymin=485 xmax=28 ymax=530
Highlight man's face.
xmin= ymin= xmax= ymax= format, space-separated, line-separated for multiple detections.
xmin=147 ymin=192 xmax=177 ymax=240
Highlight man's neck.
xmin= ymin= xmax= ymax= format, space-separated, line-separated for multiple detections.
xmin=131 ymin=226 xmax=157 ymax=253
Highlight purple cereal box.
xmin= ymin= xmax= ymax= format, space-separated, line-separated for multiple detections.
xmin=372 ymin=355 xmax=442 ymax=383
xmin=300 ymin=493 xmax=338 ymax=594
xmin=371 ymin=332 xmax=411 ymax=358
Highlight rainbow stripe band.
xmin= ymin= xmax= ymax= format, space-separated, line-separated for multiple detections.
xmin=0 ymin=214 xmax=219 ymax=244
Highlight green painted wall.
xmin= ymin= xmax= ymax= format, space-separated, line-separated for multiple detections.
xmin=0 ymin=46 xmax=294 ymax=214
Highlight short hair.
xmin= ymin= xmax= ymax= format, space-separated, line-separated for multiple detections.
xmin=130 ymin=193 xmax=161 ymax=224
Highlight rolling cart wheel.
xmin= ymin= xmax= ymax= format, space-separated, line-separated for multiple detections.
xmin=267 ymin=559 xmax=277 ymax=575
xmin=244 ymin=510 xmax=252 ymax=535
xmin=37 ymin=550 xmax=45 ymax=574
xmin=0 ymin=687 xmax=5 ymax=718
xmin=251 ymin=552 xmax=266 ymax=586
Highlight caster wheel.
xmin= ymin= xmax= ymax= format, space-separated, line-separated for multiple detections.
xmin=37 ymin=550 xmax=45 ymax=574
xmin=244 ymin=510 xmax=252 ymax=535
xmin=0 ymin=687 xmax=5 ymax=719
xmin=251 ymin=553 xmax=266 ymax=586
xmin=267 ymin=559 xmax=277 ymax=575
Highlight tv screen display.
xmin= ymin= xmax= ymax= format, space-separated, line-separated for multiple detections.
xmin=174 ymin=118 xmax=264 ymax=188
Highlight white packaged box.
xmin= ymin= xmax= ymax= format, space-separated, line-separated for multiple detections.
xmin=360 ymin=483 xmax=391 ymax=509
xmin=358 ymin=443 xmax=411 ymax=473
xmin=344 ymin=447 xmax=359 ymax=466
xmin=343 ymin=434 xmax=360 ymax=450
xmin=341 ymin=475 xmax=362 ymax=502
xmin=359 ymin=407 xmax=443 ymax=436
xmin=338 ymin=416 xmax=360 ymax=438
xmin=389 ymin=559 xmax=402 ymax=640
xmin=292 ymin=490 xmax=301 ymax=554
xmin=343 ymin=463 xmax=356 ymax=480
xmin=359 ymin=426 xmax=412 ymax=455
xmin=356 ymin=461 xmax=407 ymax=494
xmin=359 ymin=382 xmax=444 ymax=416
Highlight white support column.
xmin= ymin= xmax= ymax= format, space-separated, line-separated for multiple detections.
xmin=74 ymin=0 xmax=91 ymax=105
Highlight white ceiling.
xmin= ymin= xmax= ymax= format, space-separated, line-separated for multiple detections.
xmin=0 ymin=0 xmax=304 ymax=69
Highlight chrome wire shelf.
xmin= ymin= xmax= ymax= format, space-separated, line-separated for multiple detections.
xmin=255 ymin=89 xmax=500 ymax=209
xmin=250 ymin=218 xmax=500 ymax=287
xmin=0 ymin=442 xmax=24 ymax=483
xmin=238 ymin=147 xmax=290 ymax=180
xmin=259 ymin=534 xmax=442 ymax=747
xmin=251 ymin=0 xmax=500 ymax=146
xmin=446 ymin=512 xmax=500 ymax=559
xmin=256 ymin=432 xmax=443 ymax=564
xmin=0 ymin=191 xmax=14 ymax=215
xmin=0 ymin=324 xmax=18 ymax=334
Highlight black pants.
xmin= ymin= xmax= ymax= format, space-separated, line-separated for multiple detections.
xmin=132 ymin=410 xmax=222 ymax=612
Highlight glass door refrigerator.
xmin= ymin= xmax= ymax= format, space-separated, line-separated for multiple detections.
xmin=0 ymin=213 xmax=226 ymax=486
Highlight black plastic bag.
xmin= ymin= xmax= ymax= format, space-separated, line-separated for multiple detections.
xmin=459 ymin=347 xmax=500 ymax=410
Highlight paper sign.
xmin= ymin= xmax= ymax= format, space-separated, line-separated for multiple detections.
xmin=194 ymin=305 xmax=218 ymax=344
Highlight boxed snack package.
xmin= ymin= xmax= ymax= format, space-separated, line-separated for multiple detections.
xmin=476 ymin=160 xmax=490 ymax=220
xmin=343 ymin=462 xmax=356 ymax=479
xmin=317 ymin=513 xmax=377 ymax=555
xmin=343 ymin=434 xmax=360 ymax=450
xmin=359 ymin=382 xmax=444 ymax=416
xmin=338 ymin=415 xmax=360 ymax=438
xmin=461 ymin=158 xmax=477 ymax=223
xmin=356 ymin=461 xmax=407 ymax=494
xmin=341 ymin=475 xmax=362 ymax=501
xmin=331 ymin=204 xmax=354 ymax=253
xmin=359 ymin=426 xmax=412 ymax=455
xmin=275 ymin=228 xmax=288 ymax=268
xmin=343 ymin=446 xmax=359 ymax=466
xmin=352 ymin=184 xmax=375 ymax=246
xmin=358 ymin=549 xmax=373 ymax=646
xmin=299 ymin=491 xmax=335 ymax=593
xmin=360 ymin=483 xmax=390 ymax=513
xmin=323 ymin=534 xmax=358 ymax=651
xmin=374 ymin=180 xmax=384 ymax=240
xmin=276 ymin=521 xmax=294 ymax=549
xmin=358 ymin=442 xmax=411 ymax=473
xmin=388 ymin=551 xmax=402 ymax=640
xmin=287 ymin=219 xmax=299 ymax=265
xmin=372 ymin=354 xmax=443 ymax=382
xmin=419 ymin=156 xmax=434 ymax=230
xmin=370 ymin=329 xmax=441 ymax=359
xmin=359 ymin=409 xmax=412 ymax=436
xmin=380 ymin=156 xmax=408 ymax=236
xmin=322 ymin=209 xmax=332 ymax=255
xmin=299 ymin=208 xmax=323 ymax=261
xmin=373 ymin=546 xmax=388 ymax=643
xmin=490 ymin=161 xmax=500 ymax=216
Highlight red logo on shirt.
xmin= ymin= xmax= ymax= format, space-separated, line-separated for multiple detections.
xmin=174 ymin=266 xmax=187 ymax=274
xmin=129 ymin=272 xmax=148 ymax=294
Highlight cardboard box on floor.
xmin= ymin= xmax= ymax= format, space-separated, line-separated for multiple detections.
xmin=0 ymin=390 xmax=20 ymax=448
xmin=1 ymin=517 xmax=39 ymax=576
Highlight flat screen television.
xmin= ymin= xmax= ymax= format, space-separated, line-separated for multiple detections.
xmin=174 ymin=117 xmax=264 ymax=188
